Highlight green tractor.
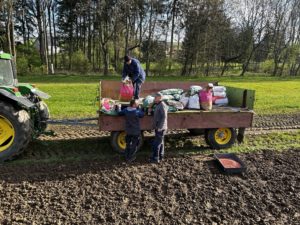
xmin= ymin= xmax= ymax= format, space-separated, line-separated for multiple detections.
xmin=0 ymin=51 xmax=50 ymax=161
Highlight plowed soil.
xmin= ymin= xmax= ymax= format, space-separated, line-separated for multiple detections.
xmin=0 ymin=150 xmax=299 ymax=224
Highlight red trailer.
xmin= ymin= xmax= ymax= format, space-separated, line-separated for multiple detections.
xmin=98 ymin=80 xmax=255 ymax=153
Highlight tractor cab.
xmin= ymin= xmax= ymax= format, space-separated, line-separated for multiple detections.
xmin=0 ymin=51 xmax=17 ymax=86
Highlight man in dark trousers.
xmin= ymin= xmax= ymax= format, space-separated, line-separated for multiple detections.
xmin=150 ymin=93 xmax=168 ymax=163
xmin=118 ymin=99 xmax=144 ymax=162
xmin=122 ymin=55 xmax=146 ymax=100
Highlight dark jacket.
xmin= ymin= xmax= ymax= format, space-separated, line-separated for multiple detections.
xmin=153 ymin=101 xmax=168 ymax=131
xmin=122 ymin=58 xmax=146 ymax=83
xmin=118 ymin=107 xmax=144 ymax=135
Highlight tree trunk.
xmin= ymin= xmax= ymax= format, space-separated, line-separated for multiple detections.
xmin=48 ymin=4 xmax=54 ymax=73
xmin=6 ymin=1 xmax=12 ymax=55
xmin=169 ymin=0 xmax=177 ymax=71
xmin=87 ymin=12 xmax=92 ymax=62
xmin=21 ymin=6 xmax=26 ymax=45
xmin=145 ymin=3 xmax=155 ymax=77
xmin=240 ymin=48 xmax=255 ymax=76
xmin=36 ymin=0 xmax=47 ymax=67
xmin=42 ymin=8 xmax=49 ymax=74
xmin=102 ymin=45 xmax=109 ymax=75
xmin=52 ymin=4 xmax=57 ymax=69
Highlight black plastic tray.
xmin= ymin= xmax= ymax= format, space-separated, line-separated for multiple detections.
xmin=214 ymin=153 xmax=246 ymax=174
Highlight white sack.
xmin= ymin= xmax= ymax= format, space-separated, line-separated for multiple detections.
xmin=213 ymin=91 xmax=226 ymax=98
xmin=213 ymin=86 xmax=226 ymax=92
xmin=179 ymin=93 xmax=189 ymax=108
xmin=215 ymin=97 xmax=229 ymax=105
xmin=188 ymin=95 xmax=200 ymax=109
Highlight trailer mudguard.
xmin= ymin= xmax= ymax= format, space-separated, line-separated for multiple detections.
xmin=0 ymin=89 xmax=34 ymax=108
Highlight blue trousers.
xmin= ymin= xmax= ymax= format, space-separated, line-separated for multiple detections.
xmin=125 ymin=135 xmax=140 ymax=161
xmin=133 ymin=80 xmax=143 ymax=99
xmin=151 ymin=130 xmax=166 ymax=161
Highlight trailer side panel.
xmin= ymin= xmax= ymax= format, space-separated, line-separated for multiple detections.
xmin=99 ymin=112 xmax=253 ymax=131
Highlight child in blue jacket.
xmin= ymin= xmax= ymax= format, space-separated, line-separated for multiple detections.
xmin=118 ymin=99 xmax=144 ymax=162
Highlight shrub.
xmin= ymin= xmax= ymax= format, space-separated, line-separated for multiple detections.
xmin=260 ymin=59 xmax=274 ymax=74
xmin=71 ymin=51 xmax=91 ymax=73
xmin=16 ymin=55 xmax=29 ymax=75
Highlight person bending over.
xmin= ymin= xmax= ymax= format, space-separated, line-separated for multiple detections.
xmin=122 ymin=55 xmax=146 ymax=100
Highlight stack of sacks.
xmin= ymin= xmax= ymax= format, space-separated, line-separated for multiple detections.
xmin=212 ymin=86 xmax=229 ymax=106
xmin=143 ymin=88 xmax=185 ymax=112
xmin=159 ymin=88 xmax=184 ymax=96
xmin=188 ymin=85 xmax=202 ymax=109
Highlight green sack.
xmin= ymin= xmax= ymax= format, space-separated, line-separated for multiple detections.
xmin=168 ymin=105 xmax=178 ymax=112
xmin=143 ymin=95 xmax=155 ymax=108
xmin=162 ymin=95 xmax=175 ymax=101
xmin=100 ymin=109 xmax=119 ymax=116
xmin=173 ymin=94 xmax=181 ymax=101
xmin=189 ymin=85 xmax=203 ymax=96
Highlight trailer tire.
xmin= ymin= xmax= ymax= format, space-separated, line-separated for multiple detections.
xmin=110 ymin=131 xmax=144 ymax=154
xmin=205 ymin=128 xmax=236 ymax=149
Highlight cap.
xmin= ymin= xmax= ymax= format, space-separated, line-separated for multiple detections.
xmin=208 ymin=83 xmax=214 ymax=88
xmin=155 ymin=92 xmax=163 ymax=97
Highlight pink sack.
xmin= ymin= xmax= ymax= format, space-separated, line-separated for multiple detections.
xmin=120 ymin=83 xmax=134 ymax=101
xmin=101 ymin=98 xmax=114 ymax=111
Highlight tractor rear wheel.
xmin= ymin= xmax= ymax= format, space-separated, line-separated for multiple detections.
xmin=0 ymin=101 xmax=32 ymax=161
xmin=110 ymin=131 xmax=144 ymax=154
xmin=205 ymin=128 xmax=236 ymax=149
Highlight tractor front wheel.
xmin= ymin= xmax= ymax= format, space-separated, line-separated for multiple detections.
xmin=0 ymin=102 xmax=32 ymax=161
xmin=37 ymin=101 xmax=50 ymax=132
xmin=110 ymin=131 xmax=144 ymax=154
xmin=205 ymin=128 xmax=236 ymax=149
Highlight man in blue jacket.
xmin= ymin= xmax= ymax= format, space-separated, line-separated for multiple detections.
xmin=122 ymin=55 xmax=146 ymax=100
xmin=118 ymin=99 xmax=144 ymax=162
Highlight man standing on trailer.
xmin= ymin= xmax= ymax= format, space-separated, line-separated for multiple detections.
xmin=122 ymin=55 xmax=146 ymax=100
xmin=150 ymin=93 xmax=168 ymax=163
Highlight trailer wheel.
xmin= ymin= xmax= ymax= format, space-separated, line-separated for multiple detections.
xmin=110 ymin=131 xmax=144 ymax=154
xmin=205 ymin=128 xmax=236 ymax=149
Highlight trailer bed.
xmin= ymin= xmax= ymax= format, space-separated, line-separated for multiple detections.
xmin=98 ymin=80 xmax=255 ymax=132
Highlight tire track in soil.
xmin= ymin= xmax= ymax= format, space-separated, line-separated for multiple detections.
xmin=39 ymin=113 xmax=300 ymax=141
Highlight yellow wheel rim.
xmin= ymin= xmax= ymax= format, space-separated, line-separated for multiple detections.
xmin=117 ymin=131 xmax=126 ymax=151
xmin=0 ymin=115 xmax=15 ymax=152
xmin=214 ymin=128 xmax=232 ymax=145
